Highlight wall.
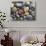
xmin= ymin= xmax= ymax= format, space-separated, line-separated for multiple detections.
xmin=0 ymin=0 xmax=46 ymax=27
xmin=0 ymin=1 xmax=46 ymax=46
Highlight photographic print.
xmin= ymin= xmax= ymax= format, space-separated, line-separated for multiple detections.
xmin=11 ymin=0 xmax=36 ymax=21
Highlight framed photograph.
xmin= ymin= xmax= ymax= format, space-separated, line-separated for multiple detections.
xmin=0 ymin=0 xmax=46 ymax=27
xmin=11 ymin=0 xmax=36 ymax=21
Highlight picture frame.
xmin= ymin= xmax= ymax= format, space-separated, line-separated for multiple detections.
xmin=10 ymin=0 xmax=36 ymax=21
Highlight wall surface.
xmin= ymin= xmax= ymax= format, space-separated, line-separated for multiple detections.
xmin=0 ymin=0 xmax=46 ymax=27
xmin=0 ymin=1 xmax=46 ymax=46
